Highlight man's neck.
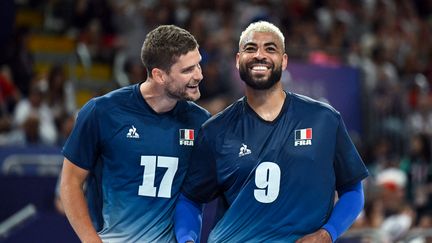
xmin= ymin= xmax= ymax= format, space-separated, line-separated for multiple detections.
xmin=245 ymin=83 xmax=286 ymax=122
xmin=140 ymin=80 xmax=177 ymax=113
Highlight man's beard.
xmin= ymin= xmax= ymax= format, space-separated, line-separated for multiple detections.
xmin=165 ymin=82 xmax=200 ymax=101
xmin=239 ymin=62 xmax=282 ymax=90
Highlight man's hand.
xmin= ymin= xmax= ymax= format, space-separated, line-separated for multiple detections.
xmin=295 ymin=229 xmax=332 ymax=243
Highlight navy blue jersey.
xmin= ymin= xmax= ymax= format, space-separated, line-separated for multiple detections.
xmin=62 ymin=83 xmax=210 ymax=242
xmin=182 ymin=92 xmax=369 ymax=242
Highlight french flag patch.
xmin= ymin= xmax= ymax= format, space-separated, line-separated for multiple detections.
xmin=179 ymin=129 xmax=194 ymax=146
xmin=295 ymin=128 xmax=312 ymax=140
xmin=294 ymin=128 xmax=312 ymax=146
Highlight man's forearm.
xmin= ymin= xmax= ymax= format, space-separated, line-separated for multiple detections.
xmin=61 ymin=178 xmax=101 ymax=242
xmin=60 ymin=158 xmax=101 ymax=242
xmin=175 ymin=193 xmax=203 ymax=243
xmin=321 ymin=182 xmax=364 ymax=242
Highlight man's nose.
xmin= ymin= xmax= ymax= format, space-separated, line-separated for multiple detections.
xmin=253 ymin=48 xmax=266 ymax=60
xmin=193 ymin=65 xmax=203 ymax=80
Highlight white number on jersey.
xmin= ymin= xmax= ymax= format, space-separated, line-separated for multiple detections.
xmin=138 ymin=156 xmax=179 ymax=198
xmin=254 ymin=162 xmax=281 ymax=203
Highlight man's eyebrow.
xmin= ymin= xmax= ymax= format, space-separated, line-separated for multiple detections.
xmin=243 ymin=42 xmax=257 ymax=47
xmin=181 ymin=65 xmax=196 ymax=72
xmin=264 ymin=42 xmax=278 ymax=47
xmin=181 ymin=62 xmax=201 ymax=72
xmin=243 ymin=42 xmax=279 ymax=48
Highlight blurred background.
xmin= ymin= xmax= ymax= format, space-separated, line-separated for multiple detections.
xmin=0 ymin=0 xmax=432 ymax=242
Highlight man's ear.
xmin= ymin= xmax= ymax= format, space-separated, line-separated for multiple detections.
xmin=282 ymin=53 xmax=288 ymax=70
xmin=235 ymin=53 xmax=240 ymax=70
xmin=151 ymin=68 xmax=165 ymax=84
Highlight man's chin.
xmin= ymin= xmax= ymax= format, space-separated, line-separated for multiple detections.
xmin=185 ymin=92 xmax=200 ymax=101
xmin=240 ymin=66 xmax=282 ymax=90
xmin=244 ymin=79 xmax=278 ymax=90
xmin=168 ymin=89 xmax=201 ymax=101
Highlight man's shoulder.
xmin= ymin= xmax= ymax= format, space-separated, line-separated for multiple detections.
xmin=183 ymin=101 xmax=211 ymax=119
xmin=289 ymin=92 xmax=340 ymax=119
xmin=202 ymin=98 xmax=244 ymax=130
xmin=96 ymin=85 xmax=135 ymax=104
xmin=83 ymin=85 xmax=136 ymax=113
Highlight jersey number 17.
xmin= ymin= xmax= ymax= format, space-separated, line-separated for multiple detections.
xmin=138 ymin=155 xmax=178 ymax=198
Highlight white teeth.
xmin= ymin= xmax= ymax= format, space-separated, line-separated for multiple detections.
xmin=251 ymin=66 xmax=268 ymax=71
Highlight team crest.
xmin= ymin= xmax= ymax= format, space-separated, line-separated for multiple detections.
xmin=126 ymin=125 xmax=140 ymax=138
xmin=179 ymin=129 xmax=194 ymax=146
xmin=239 ymin=143 xmax=252 ymax=157
xmin=294 ymin=128 xmax=312 ymax=146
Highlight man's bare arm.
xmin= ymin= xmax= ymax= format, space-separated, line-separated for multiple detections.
xmin=60 ymin=158 xmax=101 ymax=243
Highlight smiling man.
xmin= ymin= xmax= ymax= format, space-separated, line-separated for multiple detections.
xmin=60 ymin=25 xmax=210 ymax=243
xmin=175 ymin=21 xmax=369 ymax=243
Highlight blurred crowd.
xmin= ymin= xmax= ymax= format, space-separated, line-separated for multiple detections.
xmin=1 ymin=0 xmax=432 ymax=241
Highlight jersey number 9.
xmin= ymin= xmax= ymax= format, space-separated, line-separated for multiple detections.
xmin=254 ymin=162 xmax=281 ymax=203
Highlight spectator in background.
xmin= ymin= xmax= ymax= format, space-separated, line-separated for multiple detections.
xmin=57 ymin=112 xmax=76 ymax=146
xmin=406 ymin=94 xmax=432 ymax=136
xmin=408 ymin=210 xmax=432 ymax=243
xmin=46 ymin=65 xmax=76 ymax=130
xmin=380 ymin=203 xmax=415 ymax=242
xmin=375 ymin=167 xmax=416 ymax=240
xmin=6 ymin=27 xmax=34 ymax=97
xmin=123 ymin=59 xmax=146 ymax=85
xmin=400 ymin=133 xmax=432 ymax=216
xmin=376 ymin=167 xmax=409 ymax=217
xmin=366 ymin=136 xmax=396 ymax=176
xmin=355 ymin=197 xmax=385 ymax=229
xmin=72 ymin=0 xmax=115 ymax=39
xmin=21 ymin=115 xmax=40 ymax=144
xmin=0 ymin=66 xmax=20 ymax=133
xmin=12 ymin=82 xmax=57 ymax=145
xmin=0 ymin=0 xmax=15 ymax=65
xmin=346 ymin=196 xmax=386 ymax=243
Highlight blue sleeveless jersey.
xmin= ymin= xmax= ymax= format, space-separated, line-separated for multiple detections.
xmin=62 ymin=83 xmax=210 ymax=242
xmin=182 ymin=92 xmax=369 ymax=242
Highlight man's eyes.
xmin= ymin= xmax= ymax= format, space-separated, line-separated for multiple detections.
xmin=243 ymin=47 xmax=277 ymax=53
xmin=244 ymin=47 xmax=256 ymax=52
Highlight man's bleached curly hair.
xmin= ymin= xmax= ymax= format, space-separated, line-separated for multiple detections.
xmin=238 ymin=21 xmax=285 ymax=50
